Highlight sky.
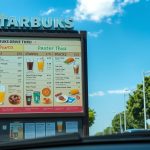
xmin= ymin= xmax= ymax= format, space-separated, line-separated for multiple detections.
xmin=1 ymin=0 xmax=150 ymax=135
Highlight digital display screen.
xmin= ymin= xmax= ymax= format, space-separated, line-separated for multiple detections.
xmin=0 ymin=37 xmax=83 ymax=114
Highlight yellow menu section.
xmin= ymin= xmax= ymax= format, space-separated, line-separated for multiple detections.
xmin=0 ymin=37 xmax=83 ymax=109
xmin=0 ymin=45 xmax=23 ymax=51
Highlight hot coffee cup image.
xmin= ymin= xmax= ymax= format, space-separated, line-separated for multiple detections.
xmin=26 ymin=92 xmax=32 ymax=105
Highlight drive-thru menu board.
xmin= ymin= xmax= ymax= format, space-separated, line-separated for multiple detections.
xmin=0 ymin=37 xmax=83 ymax=114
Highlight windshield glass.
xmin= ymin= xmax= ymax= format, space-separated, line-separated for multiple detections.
xmin=0 ymin=0 xmax=150 ymax=143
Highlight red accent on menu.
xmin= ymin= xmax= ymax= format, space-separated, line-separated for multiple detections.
xmin=0 ymin=106 xmax=83 ymax=113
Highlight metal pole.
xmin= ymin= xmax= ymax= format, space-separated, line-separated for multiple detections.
xmin=120 ymin=113 xmax=123 ymax=133
xmin=124 ymin=93 xmax=127 ymax=131
xmin=143 ymin=72 xmax=147 ymax=129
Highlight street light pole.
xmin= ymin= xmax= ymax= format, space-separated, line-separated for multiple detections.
xmin=124 ymin=93 xmax=127 ymax=131
xmin=120 ymin=113 xmax=123 ymax=133
xmin=143 ymin=72 xmax=147 ymax=129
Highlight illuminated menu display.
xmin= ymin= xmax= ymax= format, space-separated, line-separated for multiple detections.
xmin=0 ymin=37 xmax=83 ymax=114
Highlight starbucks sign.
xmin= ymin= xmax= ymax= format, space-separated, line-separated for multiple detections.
xmin=0 ymin=16 xmax=74 ymax=30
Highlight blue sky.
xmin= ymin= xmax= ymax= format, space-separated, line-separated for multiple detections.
xmin=1 ymin=0 xmax=150 ymax=135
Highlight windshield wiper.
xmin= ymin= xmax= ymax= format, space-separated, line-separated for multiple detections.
xmin=0 ymin=133 xmax=81 ymax=150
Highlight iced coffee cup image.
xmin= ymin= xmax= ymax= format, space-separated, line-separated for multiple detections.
xmin=33 ymin=91 xmax=40 ymax=104
xmin=37 ymin=57 xmax=44 ymax=72
xmin=0 ymin=84 xmax=5 ymax=105
xmin=26 ymin=58 xmax=34 ymax=71
xmin=73 ymin=62 xmax=79 ymax=75
xmin=57 ymin=121 xmax=63 ymax=133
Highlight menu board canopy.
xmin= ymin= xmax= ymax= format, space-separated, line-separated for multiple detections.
xmin=0 ymin=31 xmax=88 ymax=117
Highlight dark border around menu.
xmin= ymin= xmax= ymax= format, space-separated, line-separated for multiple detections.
xmin=0 ymin=31 xmax=88 ymax=118
xmin=0 ymin=30 xmax=89 ymax=136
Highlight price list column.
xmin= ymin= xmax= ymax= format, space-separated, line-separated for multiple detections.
xmin=0 ymin=50 xmax=24 ymax=108
xmin=23 ymin=51 xmax=53 ymax=111
xmin=53 ymin=52 xmax=83 ymax=112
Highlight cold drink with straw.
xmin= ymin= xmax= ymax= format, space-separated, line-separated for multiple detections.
xmin=0 ymin=84 xmax=5 ymax=105
xmin=57 ymin=121 xmax=63 ymax=132
xmin=73 ymin=62 xmax=79 ymax=75
xmin=33 ymin=91 xmax=40 ymax=104
xmin=37 ymin=58 xmax=44 ymax=72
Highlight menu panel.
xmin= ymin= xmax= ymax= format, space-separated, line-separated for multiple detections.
xmin=24 ymin=123 xmax=36 ymax=139
xmin=10 ymin=122 xmax=23 ymax=140
xmin=66 ymin=121 xmax=78 ymax=133
xmin=46 ymin=122 xmax=56 ymax=136
xmin=0 ymin=119 xmax=82 ymax=141
xmin=0 ymin=37 xmax=83 ymax=114
xmin=36 ymin=122 xmax=46 ymax=138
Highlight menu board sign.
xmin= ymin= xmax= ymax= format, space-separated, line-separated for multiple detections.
xmin=0 ymin=37 xmax=83 ymax=114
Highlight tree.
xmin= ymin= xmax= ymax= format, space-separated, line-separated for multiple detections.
xmin=89 ymin=108 xmax=96 ymax=127
xmin=112 ymin=76 xmax=150 ymax=131
xmin=126 ymin=76 xmax=150 ymax=128
xmin=103 ymin=126 xmax=113 ymax=135
xmin=112 ymin=112 xmax=124 ymax=133
xmin=112 ymin=111 xmax=134 ymax=133
xmin=95 ymin=132 xmax=103 ymax=136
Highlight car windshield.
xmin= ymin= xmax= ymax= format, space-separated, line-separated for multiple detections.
xmin=0 ymin=0 xmax=150 ymax=144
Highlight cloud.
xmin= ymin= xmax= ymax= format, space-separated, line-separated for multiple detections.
xmin=108 ymin=89 xmax=131 ymax=94
xmin=120 ymin=0 xmax=140 ymax=7
xmin=89 ymin=91 xmax=105 ymax=97
xmin=63 ymin=9 xmax=71 ymax=14
xmin=88 ymin=29 xmax=103 ymax=38
xmin=106 ymin=18 xmax=112 ymax=24
xmin=41 ymin=8 xmax=55 ymax=16
xmin=74 ymin=0 xmax=140 ymax=22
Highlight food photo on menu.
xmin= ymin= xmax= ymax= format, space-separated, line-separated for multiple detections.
xmin=9 ymin=94 xmax=21 ymax=105
xmin=55 ymin=89 xmax=80 ymax=104
xmin=0 ymin=84 xmax=22 ymax=106
xmin=64 ymin=57 xmax=79 ymax=75
xmin=25 ymin=87 xmax=52 ymax=106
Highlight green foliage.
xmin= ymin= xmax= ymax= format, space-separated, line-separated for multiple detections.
xmin=126 ymin=76 xmax=150 ymax=128
xmin=95 ymin=132 xmax=103 ymax=136
xmin=103 ymin=126 xmax=113 ymax=135
xmin=112 ymin=113 xmax=123 ymax=133
xmin=112 ymin=76 xmax=150 ymax=132
xmin=89 ymin=108 xmax=96 ymax=127
xmin=112 ymin=112 xmax=124 ymax=133
xmin=95 ymin=127 xmax=113 ymax=136
xmin=112 ymin=111 xmax=135 ymax=133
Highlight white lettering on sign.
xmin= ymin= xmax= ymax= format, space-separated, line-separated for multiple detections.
xmin=0 ymin=16 xmax=74 ymax=30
